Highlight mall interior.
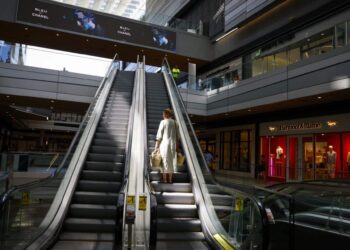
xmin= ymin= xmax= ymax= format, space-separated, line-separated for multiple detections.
xmin=0 ymin=0 xmax=350 ymax=249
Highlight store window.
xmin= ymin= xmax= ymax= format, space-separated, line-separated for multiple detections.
xmin=301 ymin=28 xmax=334 ymax=60
xmin=342 ymin=133 xmax=350 ymax=177
xmin=220 ymin=130 xmax=251 ymax=172
xmin=335 ymin=22 xmax=346 ymax=48
xmin=287 ymin=47 xmax=301 ymax=64
xmin=315 ymin=133 xmax=341 ymax=179
xmin=260 ymin=136 xmax=287 ymax=179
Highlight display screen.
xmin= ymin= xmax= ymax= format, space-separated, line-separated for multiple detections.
xmin=16 ymin=0 xmax=176 ymax=51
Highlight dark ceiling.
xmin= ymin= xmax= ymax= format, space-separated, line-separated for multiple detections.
xmin=0 ymin=20 xmax=208 ymax=72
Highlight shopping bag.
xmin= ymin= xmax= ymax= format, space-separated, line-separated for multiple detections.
xmin=150 ymin=150 xmax=162 ymax=167
xmin=177 ymin=153 xmax=186 ymax=166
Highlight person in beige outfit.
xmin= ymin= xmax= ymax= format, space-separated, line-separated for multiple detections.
xmin=154 ymin=108 xmax=179 ymax=183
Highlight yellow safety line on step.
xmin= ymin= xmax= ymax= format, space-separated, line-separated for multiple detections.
xmin=213 ymin=234 xmax=234 ymax=250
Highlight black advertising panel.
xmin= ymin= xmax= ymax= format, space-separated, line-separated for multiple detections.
xmin=115 ymin=20 xmax=176 ymax=51
xmin=16 ymin=0 xmax=176 ymax=51
xmin=17 ymin=0 xmax=114 ymax=38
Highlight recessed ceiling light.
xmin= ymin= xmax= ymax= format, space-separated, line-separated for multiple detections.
xmin=114 ymin=44 xmax=117 ymax=47
xmin=225 ymin=113 xmax=229 ymax=116
xmin=317 ymin=96 xmax=322 ymax=99
xmin=248 ymin=109 xmax=252 ymax=112
xmin=51 ymin=100 xmax=55 ymax=103
xmin=24 ymin=27 xmax=28 ymax=31
xmin=86 ymin=39 xmax=89 ymax=42
xmin=6 ymin=95 xmax=9 ymax=98
xmin=56 ymin=33 xmax=60 ymax=37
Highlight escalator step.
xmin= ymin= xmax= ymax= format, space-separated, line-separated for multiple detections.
xmin=64 ymin=218 xmax=115 ymax=233
xmin=81 ymin=170 xmax=122 ymax=182
xmin=69 ymin=204 xmax=116 ymax=219
xmin=157 ymin=218 xmax=202 ymax=232
xmin=74 ymin=191 xmax=118 ymax=205
xmin=157 ymin=204 xmax=198 ymax=218
xmin=85 ymin=161 xmax=123 ymax=171
xmin=157 ymin=232 xmax=205 ymax=241
xmin=59 ymin=232 xmax=114 ymax=241
xmin=151 ymin=182 xmax=192 ymax=193
xmin=51 ymin=240 xmax=113 ymax=250
xmin=155 ymin=192 xmax=195 ymax=205
xmin=77 ymin=180 xmax=121 ymax=192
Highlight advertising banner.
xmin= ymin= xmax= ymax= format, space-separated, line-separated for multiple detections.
xmin=17 ymin=0 xmax=176 ymax=51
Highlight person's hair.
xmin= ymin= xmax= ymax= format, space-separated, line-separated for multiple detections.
xmin=163 ymin=108 xmax=173 ymax=118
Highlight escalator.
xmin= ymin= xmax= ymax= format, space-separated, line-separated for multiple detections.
xmin=145 ymin=73 xmax=210 ymax=249
xmin=0 ymin=55 xmax=140 ymax=250
xmin=51 ymin=71 xmax=134 ymax=249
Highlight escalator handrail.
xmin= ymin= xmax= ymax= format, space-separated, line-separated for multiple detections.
xmin=118 ymin=55 xmax=139 ymax=194
xmin=141 ymin=55 xmax=157 ymax=250
xmin=114 ymin=55 xmax=140 ymax=249
xmin=0 ymin=53 xmax=120 ymax=208
xmin=24 ymin=53 xmax=121 ymax=249
xmin=162 ymin=57 xmax=270 ymax=249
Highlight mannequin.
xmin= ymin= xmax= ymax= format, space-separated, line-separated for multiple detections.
xmin=326 ymin=145 xmax=336 ymax=178
xmin=276 ymin=146 xmax=284 ymax=160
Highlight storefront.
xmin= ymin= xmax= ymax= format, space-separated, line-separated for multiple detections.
xmin=260 ymin=113 xmax=350 ymax=182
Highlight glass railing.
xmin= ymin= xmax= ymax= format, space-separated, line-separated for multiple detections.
xmin=0 ymin=42 xmax=111 ymax=77
xmin=0 ymin=53 xmax=121 ymax=249
xmin=180 ymin=19 xmax=350 ymax=93
xmin=162 ymin=58 xmax=267 ymax=249
xmin=258 ymin=181 xmax=350 ymax=248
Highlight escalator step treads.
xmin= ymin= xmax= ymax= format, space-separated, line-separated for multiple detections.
xmin=85 ymin=162 xmax=123 ymax=171
xmin=151 ymin=182 xmax=192 ymax=193
xmin=156 ymin=240 xmax=211 ymax=250
xmin=81 ymin=170 xmax=122 ymax=182
xmin=69 ymin=204 xmax=117 ymax=219
xmin=157 ymin=218 xmax=202 ymax=232
xmin=74 ymin=191 xmax=119 ymax=205
xmin=64 ymin=218 xmax=115 ymax=233
xmin=59 ymin=232 xmax=114 ymax=241
xmin=157 ymin=204 xmax=198 ymax=218
xmin=157 ymin=232 xmax=205 ymax=241
xmin=155 ymin=192 xmax=195 ymax=205
xmin=51 ymin=240 xmax=113 ymax=250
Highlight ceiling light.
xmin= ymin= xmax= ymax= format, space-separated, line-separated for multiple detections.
xmin=6 ymin=95 xmax=9 ymax=98
xmin=50 ymin=106 xmax=54 ymax=110
xmin=317 ymin=96 xmax=322 ymax=99
xmin=56 ymin=33 xmax=60 ymax=37
xmin=51 ymin=100 xmax=55 ymax=103
xmin=225 ymin=113 xmax=229 ymax=116
xmin=248 ymin=109 xmax=252 ymax=112
xmin=86 ymin=39 xmax=89 ymax=42
xmin=215 ymin=27 xmax=238 ymax=42
xmin=24 ymin=27 xmax=28 ymax=31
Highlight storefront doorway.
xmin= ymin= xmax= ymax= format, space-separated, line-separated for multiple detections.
xmin=287 ymin=135 xmax=313 ymax=181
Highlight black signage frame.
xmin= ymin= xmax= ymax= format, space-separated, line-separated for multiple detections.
xmin=16 ymin=0 xmax=176 ymax=52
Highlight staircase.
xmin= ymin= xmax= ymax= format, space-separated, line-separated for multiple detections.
xmin=146 ymin=72 xmax=210 ymax=250
xmin=51 ymin=71 xmax=134 ymax=250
